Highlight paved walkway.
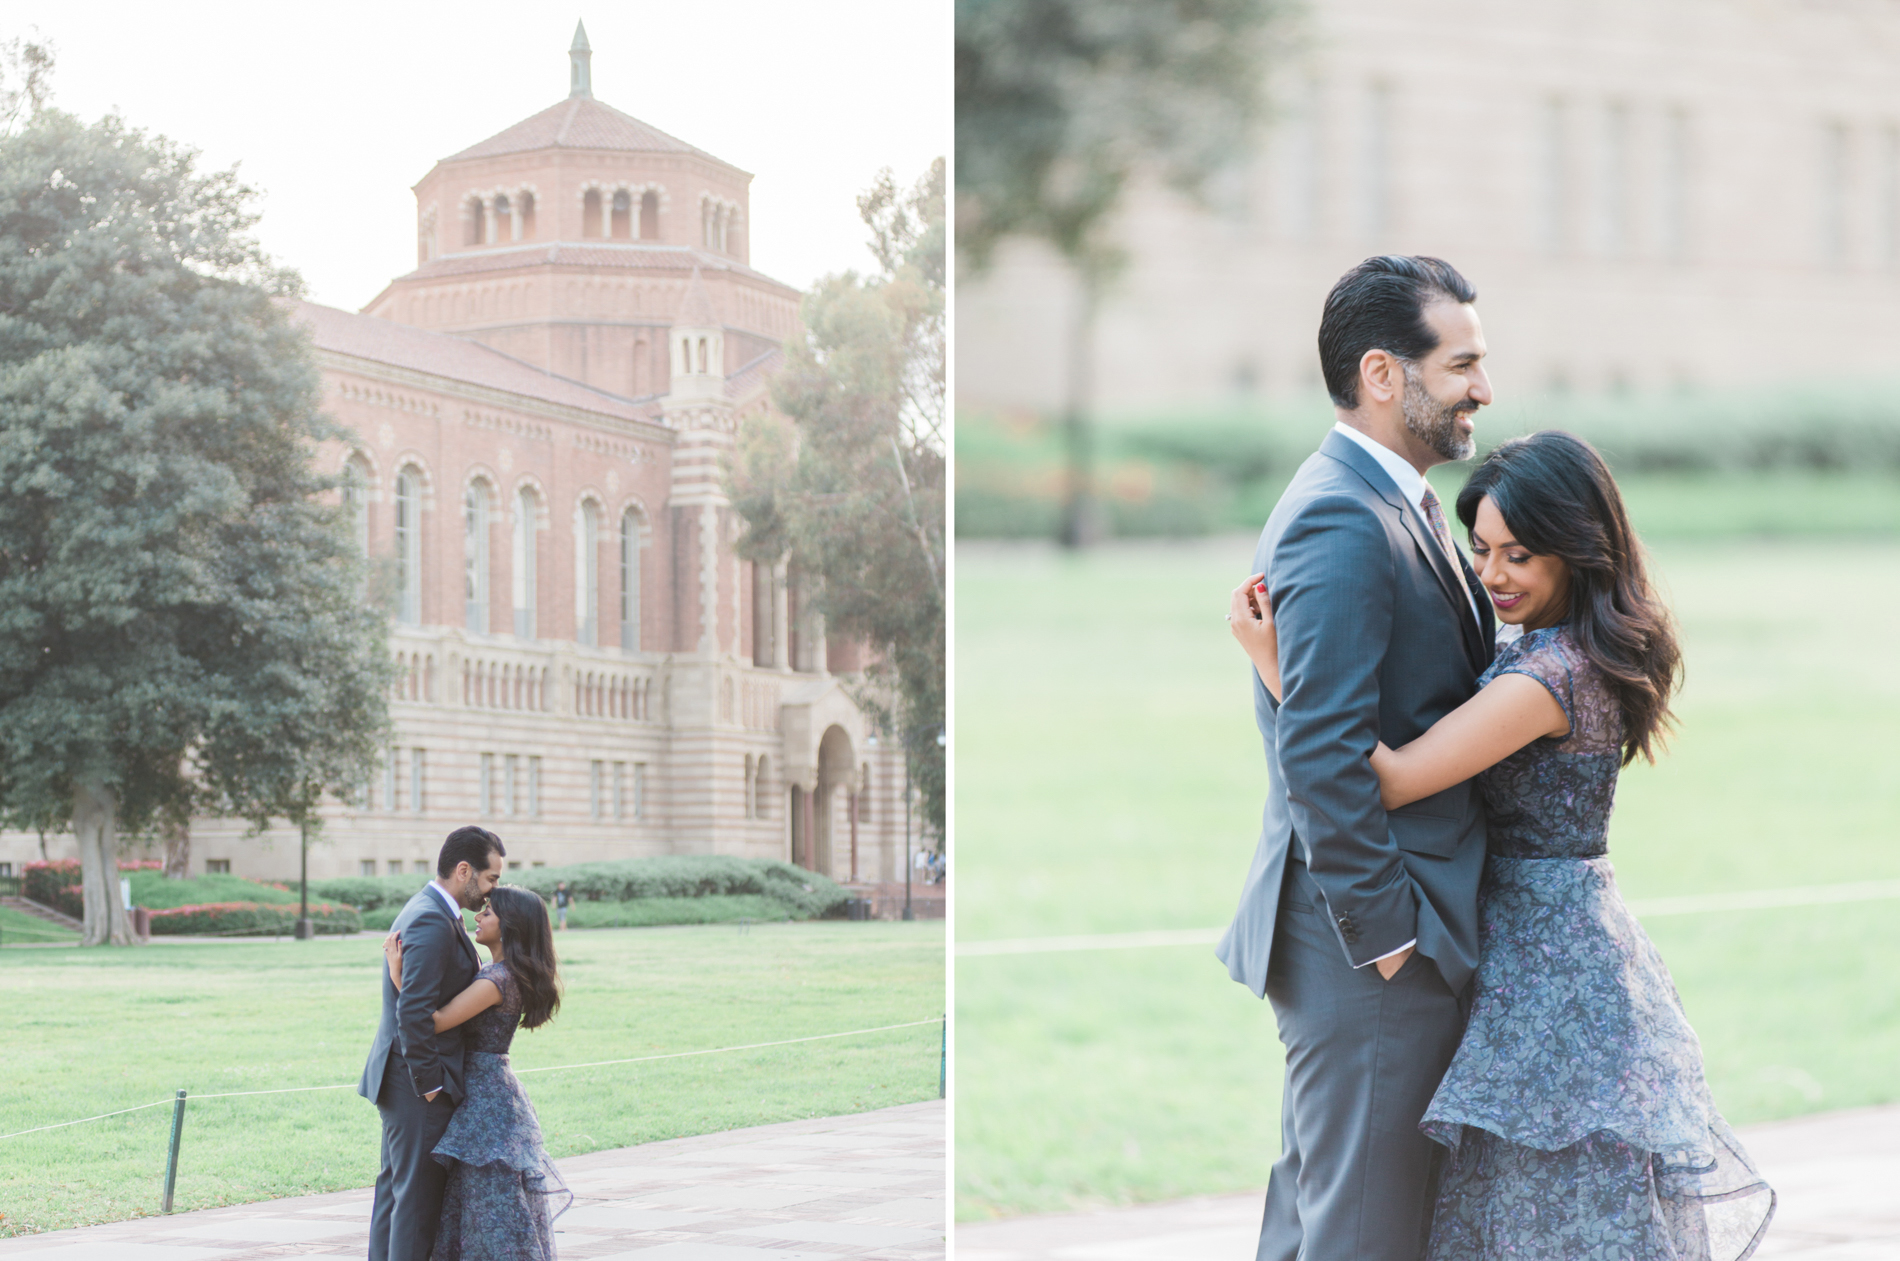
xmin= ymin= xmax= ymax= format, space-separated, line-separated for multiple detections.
xmin=0 ymin=1101 xmax=943 ymax=1260
xmin=956 ymin=1104 xmax=1900 ymax=1259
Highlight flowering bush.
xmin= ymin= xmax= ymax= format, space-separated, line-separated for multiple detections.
xmin=24 ymin=859 xmax=164 ymax=920
xmin=147 ymin=901 xmax=362 ymax=936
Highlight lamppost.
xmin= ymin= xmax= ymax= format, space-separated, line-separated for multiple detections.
xmin=294 ymin=818 xmax=313 ymax=940
xmin=902 ymin=735 xmax=914 ymax=922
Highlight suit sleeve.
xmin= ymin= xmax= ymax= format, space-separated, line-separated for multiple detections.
xmin=1270 ymin=492 xmax=1418 ymax=967
xmin=395 ymin=910 xmax=453 ymax=1096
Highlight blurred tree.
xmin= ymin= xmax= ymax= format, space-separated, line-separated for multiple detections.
xmin=956 ymin=0 xmax=1286 ymax=545
xmin=727 ymin=160 xmax=947 ymax=844
xmin=0 ymin=32 xmax=55 ymax=137
xmin=0 ymin=106 xmax=395 ymax=944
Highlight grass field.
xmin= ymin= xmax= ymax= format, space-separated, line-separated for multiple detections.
xmin=0 ymin=904 xmax=78 ymax=946
xmin=953 ymin=534 xmax=1900 ymax=1220
xmin=0 ymin=920 xmax=943 ymax=1235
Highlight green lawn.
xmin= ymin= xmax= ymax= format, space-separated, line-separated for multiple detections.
xmin=0 ymin=920 xmax=943 ymax=1235
xmin=953 ymin=535 xmax=1900 ymax=1220
xmin=0 ymin=903 xmax=79 ymax=946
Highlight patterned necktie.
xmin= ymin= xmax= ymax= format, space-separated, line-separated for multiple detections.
xmin=1419 ymin=484 xmax=1477 ymax=621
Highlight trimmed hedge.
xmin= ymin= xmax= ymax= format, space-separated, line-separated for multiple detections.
xmin=308 ymin=873 xmax=432 ymax=913
xmin=334 ymin=857 xmax=850 ymax=922
xmin=147 ymin=901 xmax=362 ymax=936
xmin=510 ymin=856 xmax=851 ymax=920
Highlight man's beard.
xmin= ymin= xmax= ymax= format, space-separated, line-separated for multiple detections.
xmin=1402 ymin=364 xmax=1476 ymax=461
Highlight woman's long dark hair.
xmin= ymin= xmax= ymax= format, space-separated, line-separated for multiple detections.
xmin=1455 ymin=430 xmax=1681 ymax=765
xmin=487 ymin=885 xmax=562 ymax=1029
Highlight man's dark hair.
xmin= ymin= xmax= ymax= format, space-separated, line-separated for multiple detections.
xmin=437 ymin=825 xmax=505 ymax=879
xmin=1317 ymin=255 xmax=1477 ymax=409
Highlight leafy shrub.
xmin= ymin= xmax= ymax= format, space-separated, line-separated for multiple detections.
xmin=509 ymin=856 xmax=850 ymax=919
xmin=562 ymin=894 xmax=798 ymax=928
xmin=147 ymin=901 xmax=361 ymax=936
xmin=309 ymin=872 xmax=432 ymax=912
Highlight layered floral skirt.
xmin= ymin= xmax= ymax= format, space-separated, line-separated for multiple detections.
xmin=1422 ymin=855 xmax=1775 ymax=1260
xmin=430 ymin=1051 xmax=571 ymax=1261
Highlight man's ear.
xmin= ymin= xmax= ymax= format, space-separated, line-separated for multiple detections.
xmin=1359 ymin=349 xmax=1402 ymax=406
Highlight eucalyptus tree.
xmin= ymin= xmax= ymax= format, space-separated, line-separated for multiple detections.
xmin=728 ymin=161 xmax=946 ymax=839
xmin=956 ymin=0 xmax=1286 ymax=544
xmin=0 ymin=107 xmax=394 ymax=944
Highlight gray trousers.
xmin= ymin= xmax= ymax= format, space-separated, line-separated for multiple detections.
xmin=368 ymin=1058 xmax=456 ymax=1261
xmin=1256 ymin=862 xmax=1465 ymax=1261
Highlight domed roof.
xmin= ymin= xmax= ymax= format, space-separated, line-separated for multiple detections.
xmin=444 ymin=95 xmax=738 ymax=168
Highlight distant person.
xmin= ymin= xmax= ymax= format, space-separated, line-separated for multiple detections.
xmin=1223 ymin=260 xmax=1772 ymax=1260
xmin=385 ymin=884 xmax=570 ymax=1254
xmin=553 ymin=881 xmax=570 ymax=931
xmin=359 ymin=825 xmax=505 ymax=1261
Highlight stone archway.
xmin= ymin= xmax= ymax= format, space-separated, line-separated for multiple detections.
xmin=813 ymin=724 xmax=855 ymax=880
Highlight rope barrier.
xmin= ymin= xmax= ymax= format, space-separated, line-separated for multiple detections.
xmin=0 ymin=1098 xmax=174 ymax=1141
xmin=0 ymin=1016 xmax=941 ymax=1141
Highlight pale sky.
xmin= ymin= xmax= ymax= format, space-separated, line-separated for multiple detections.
xmin=11 ymin=1 xmax=949 ymax=310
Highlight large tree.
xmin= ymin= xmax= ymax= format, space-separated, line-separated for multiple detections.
xmin=956 ymin=0 xmax=1286 ymax=543
xmin=727 ymin=160 xmax=946 ymax=842
xmin=0 ymin=105 xmax=395 ymax=944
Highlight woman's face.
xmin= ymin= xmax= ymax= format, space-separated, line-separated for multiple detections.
xmin=1469 ymin=495 xmax=1571 ymax=631
xmin=473 ymin=901 xmax=501 ymax=948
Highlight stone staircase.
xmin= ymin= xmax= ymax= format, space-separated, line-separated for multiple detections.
xmin=0 ymin=894 xmax=82 ymax=932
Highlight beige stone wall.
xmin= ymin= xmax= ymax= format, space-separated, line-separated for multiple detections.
xmin=956 ymin=0 xmax=1900 ymax=416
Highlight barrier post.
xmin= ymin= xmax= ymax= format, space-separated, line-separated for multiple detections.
xmin=939 ymin=1015 xmax=946 ymax=1099
xmin=161 ymin=1089 xmax=187 ymax=1213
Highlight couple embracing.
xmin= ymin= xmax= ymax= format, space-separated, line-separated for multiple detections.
xmin=1219 ymin=256 xmax=1776 ymax=1258
xmin=359 ymin=825 xmax=570 ymax=1260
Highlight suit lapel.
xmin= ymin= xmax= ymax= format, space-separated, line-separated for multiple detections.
xmin=1320 ymin=431 xmax=1489 ymax=671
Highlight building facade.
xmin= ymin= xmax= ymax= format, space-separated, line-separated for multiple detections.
xmin=956 ymin=0 xmax=1900 ymax=415
xmin=0 ymin=28 xmax=913 ymax=889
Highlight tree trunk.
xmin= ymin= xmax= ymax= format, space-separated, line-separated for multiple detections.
xmin=162 ymin=815 xmax=191 ymax=879
xmin=1059 ymin=270 xmax=1103 ymax=549
xmin=74 ymin=781 xmax=133 ymax=947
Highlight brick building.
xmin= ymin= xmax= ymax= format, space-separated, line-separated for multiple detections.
xmin=0 ymin=27 xmax=916 ymax=890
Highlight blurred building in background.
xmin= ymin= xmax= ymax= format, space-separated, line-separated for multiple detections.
xmin=0 ymin=30 xmax=910 ymax=890
xmin=957 ymin=0 xmax=1900 ymax=416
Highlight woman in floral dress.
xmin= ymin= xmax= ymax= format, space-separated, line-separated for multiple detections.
xmin=386 ymin=884 xmax=570 ymax=1259
xmin=1231 ymin=430 xmax=1774 ymax=1258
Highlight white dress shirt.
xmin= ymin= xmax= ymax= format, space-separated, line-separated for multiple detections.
xmin=1330 ymin=422 xmax=1482 ymax=625
xmin=425 ymin=879 xmax=463 ymax=922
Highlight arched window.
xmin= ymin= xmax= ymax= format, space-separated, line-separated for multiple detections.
xmin=639 ymin=190 xmax=659 ymax=239
xmin=394 ymin=469 xmax=421 ymax=624
xmin=697 ymin=337 xmax=708 ymax=373
xmin=513 ymin=487 xmax=537 ymax=639
xmin=464 ymin=481 xmax=491 ymax=633
xmin=574 ymin=500 xmax=599 ymax=647
xmin=611 ymin=190 xmax=631 ymax=239
xmin=582 ymin=189 xmax=602 ymax=239
xmin=620 ymin=508 xmax=642 ymax=652
xmin=466 ymin=199 xmax=484 ymax=246
xmin=493 ymin=194 xmax=511 ymax=244
xmin=755 ymin=755 xmax=770 ymax=818
xmin=520 ymin=191 xmax=536 ymax=240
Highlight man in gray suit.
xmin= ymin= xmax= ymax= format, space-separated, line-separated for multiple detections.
xmin=360 ymin=825 xmax=505 ymax=1261
xmin=1216 ymin=256 xmax=1496 ymax=1259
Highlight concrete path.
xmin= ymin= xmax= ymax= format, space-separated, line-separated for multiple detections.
xmin=955 ymin=1104 xmax=1900 ymax=1259
xmin=0 ymin=1101 xmax=943 ymax=1260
